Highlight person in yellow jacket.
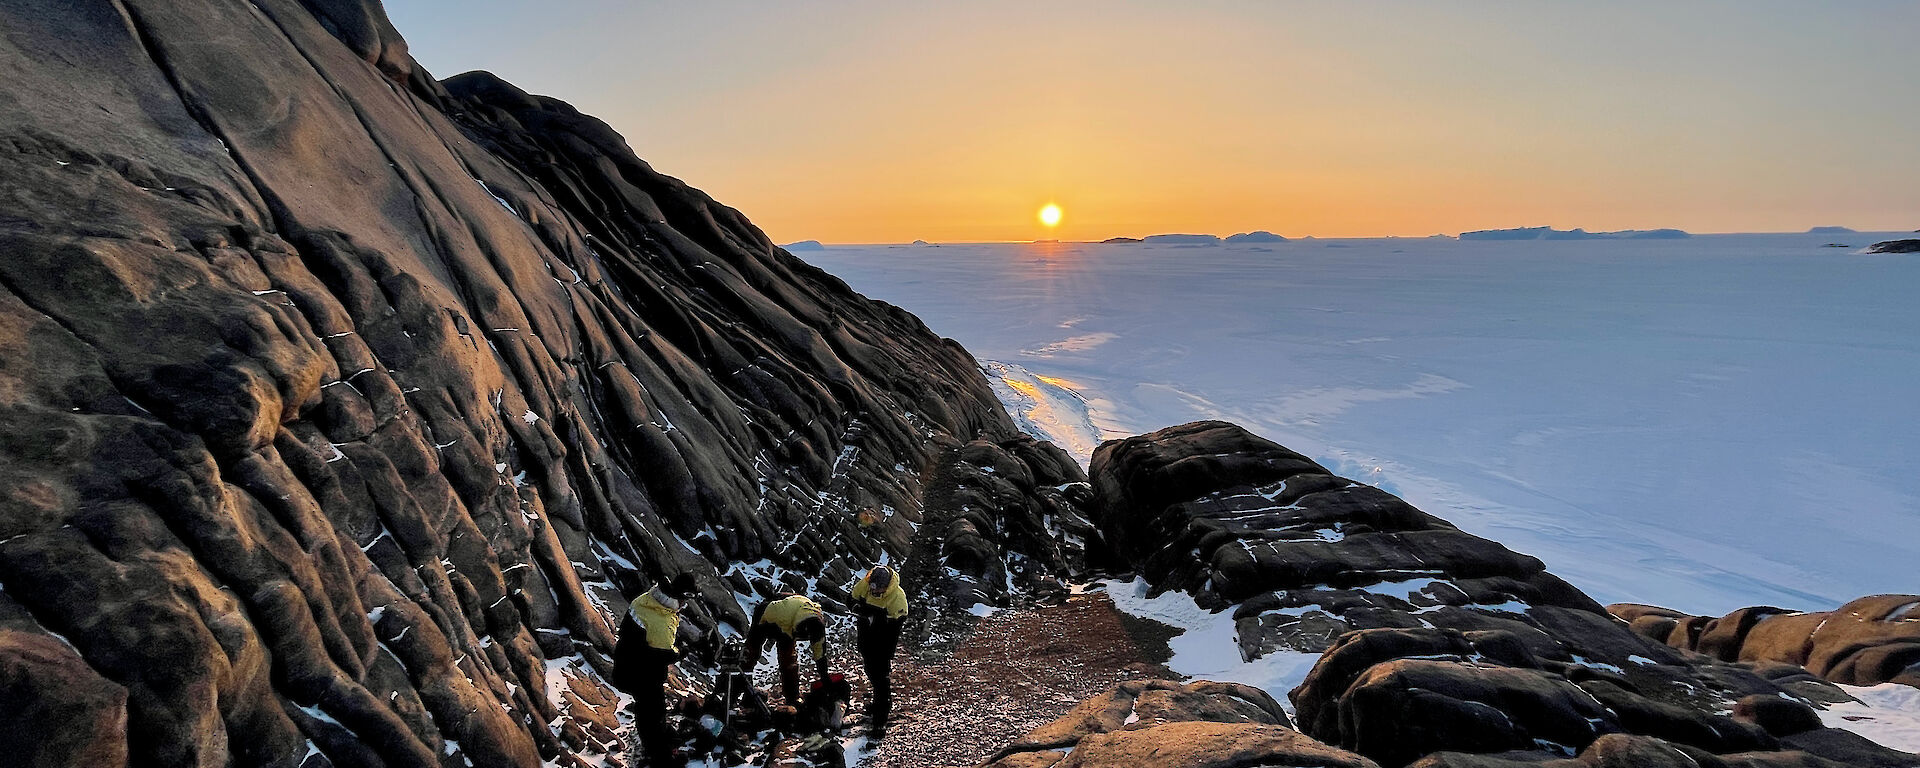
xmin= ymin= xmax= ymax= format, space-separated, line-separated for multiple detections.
xmin=746 ymin=593 xmax=830 ymax=704
xmin=851 ymin=566 xmax=908 ymax=734
xmin=613 ymin=574 xmax=696 ymax=765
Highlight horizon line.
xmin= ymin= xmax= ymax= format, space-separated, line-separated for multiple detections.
xmin=784 ymin=228 xmax=1917 ymax=248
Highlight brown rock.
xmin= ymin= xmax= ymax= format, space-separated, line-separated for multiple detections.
xmin=1057 ymin=721 xmax=1379 ymax=768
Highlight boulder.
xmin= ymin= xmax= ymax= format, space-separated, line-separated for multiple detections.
xmin=1056 ymin=721 xmax=1378 ymax=768
xmin=1611 ymin=595 xmax=1920 ymax=687
xmin=1087 ymin=421 xmax=1917 ymax=768
xmin=982 ymin=679 xmax=1376 ymax=768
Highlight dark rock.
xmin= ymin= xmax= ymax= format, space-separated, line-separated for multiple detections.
xmin=1088 ymin=421 xmax=1914 ymax=767
xmin=0 ymin=1 xmax=1087 ymax=764
xmin=1866 ymin=239 xmax=1920 ymax=254
xmin=1735 ymin=695 xmax=1823 ymax=736
xmin=1411 ymin=733 xmax=1859 ymax=767
xmin=1778 ymin=727 xmax=1920 ymax=768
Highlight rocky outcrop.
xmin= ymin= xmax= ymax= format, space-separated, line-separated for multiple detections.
xmin=1411 ymin=731 xmax=1912 ymax=768
xmin=0 ymin=1 xmax=1084 ymax=766
xmin=1612 ymin=596 xmax=1920 ymax=688
xmin=981 ymin=679 xmax=1379 ymax=768
xmin=1087 ymin=421 xmax=1917 ymax=768
xmin=904 ymin=436 xmax=1094 ymax=609
xmin=1091 ymin=421 xmax=1599 ymax=613
xmin=1866 ymin=239 xmax=1920 ymax=253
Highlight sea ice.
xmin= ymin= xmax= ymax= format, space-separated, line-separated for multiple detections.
xmin=804 ymin=234 xmax=1920 ymax=615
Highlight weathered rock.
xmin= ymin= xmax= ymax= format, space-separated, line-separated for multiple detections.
xmin=1411 ymin=733 xmax=1867 ymax=767
xmin=909 ymin=437 xmax=1094 ymax=609
xmin=1087 ymin=421 xmax=1916 ymax=768
xmin=0 ymin=1 xmax=1086 ymax=765
xmin=1735 ymin=694 xmax=1824 ymax=737
xmin=981 ymin=679 xmax=1376 ymax=768
xmin=1611 ymin=596 xmax=1920 ymax=688
xmin=1051 ymin=721 xmax=1378 ymax=768
xmin=1091 ymin=421 xmax=1600 ymax=612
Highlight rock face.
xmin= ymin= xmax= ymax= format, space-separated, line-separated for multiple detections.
xmin=903 ymin=436 xmax=1095 ymax=609
xmin=981 ymin=679 xmax=1380 ymax=768
xmin=0 ymin=1 xmax=1084 ymax=766
xmin=1087 ymin=421 xmax=1917 ymax=768
xmin=1613 ymin=597 xmax=1920 ymax=688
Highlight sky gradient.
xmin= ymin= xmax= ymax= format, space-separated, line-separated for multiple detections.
xmin=389 ymin=1 xmax=1920 ymax=243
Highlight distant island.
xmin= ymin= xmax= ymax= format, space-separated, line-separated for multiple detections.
xmin=1102 ymin=234 xmax=1224 ymax=245
xmin=781 ymin=239 xmax=826 ymax=251
xmin=1808 ymin=226 xmax=1857 ymax=234
xmin=1225 ymin=230 xmax=1287 ymax=243
xmin=1459 ymin=226 xmax=1691 ymax=241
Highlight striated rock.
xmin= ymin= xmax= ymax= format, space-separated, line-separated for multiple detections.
xmin=0 ymin=1 xmax=1085 ymax=765
xmin=907 ymin=436 xmax=1094 ymax=609
xmin=1612 ymin=595 xmax=1920 ymax=688
xmin=0 ymin=629 xmax=127 ymax=768
xmin=1087 ymin=420 xmax=1917 ymax=768
xmin=1091 ymin=420 xmax=1600 ymax=614
xmin=981 ymin=679 xmax=1377 ymax=768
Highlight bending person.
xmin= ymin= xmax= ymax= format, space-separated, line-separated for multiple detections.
xmin=746 ymin=593 xmax=830 ymax=704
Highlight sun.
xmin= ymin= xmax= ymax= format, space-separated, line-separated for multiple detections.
xmin=1038 ymin=203 xmax=1063 ymax=228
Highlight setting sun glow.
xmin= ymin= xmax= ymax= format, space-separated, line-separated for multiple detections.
xmin=1038 ymin=203 xmax=1063 ymax=228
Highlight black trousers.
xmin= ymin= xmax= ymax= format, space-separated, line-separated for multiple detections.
xmin=613 ymin=612 xmax=681 ymax=764
xmin=857 ymin=617 xmax=903 ymax=725
xmin=629 ymin=661 xmax=674 ymax=765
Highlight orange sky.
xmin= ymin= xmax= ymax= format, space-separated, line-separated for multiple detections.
xmin=393 ymin=2 xmax=1920 ymax=243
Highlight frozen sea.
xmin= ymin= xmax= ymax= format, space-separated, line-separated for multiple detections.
xmin=803 ymin=233 xmax=1920 ymax=615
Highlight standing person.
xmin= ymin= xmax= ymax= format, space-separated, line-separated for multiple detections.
xmin=850 ymin=565 xmax=908 ymax=735
xmin=614 ymin=573 xmax=697 ymax=766
xmin=745 ymin=593 xmax=830 ymax=704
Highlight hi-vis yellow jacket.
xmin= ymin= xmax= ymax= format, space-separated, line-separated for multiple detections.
xmin=851 ymin=571 xmax=909 ymax=620
xmin=758 ymin=595 xmax=827 ymax=661
xmin=627 ymin=591 xmax=681 ymax=652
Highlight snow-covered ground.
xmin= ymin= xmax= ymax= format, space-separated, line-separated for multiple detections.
xmin=1095 ymin=578 xmax=1321 ymax=708
xmin=803 ymin=234 xmax=1920 ymax=615
xmin=1824 ymin=683 xmax=1920 ymax=753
